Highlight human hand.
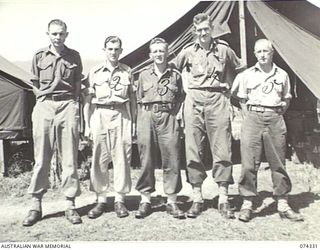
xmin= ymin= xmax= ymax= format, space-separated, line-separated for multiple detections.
xmin=32 ymin=86 xmax=41 ymax=97
xmin=132 ymin=123 xmax=137 ymax=139
xmin=84 ymin=126 xmax=92 ymax=141
xmin=277 ymin=101 xmax=288 ymax=115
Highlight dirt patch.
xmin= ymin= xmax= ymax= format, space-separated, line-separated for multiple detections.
xmin=0 ymin=161 xmax=320 ymax=241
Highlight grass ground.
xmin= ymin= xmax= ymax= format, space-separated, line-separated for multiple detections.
xmin=0 ymin=160 xmax=320 ymax=242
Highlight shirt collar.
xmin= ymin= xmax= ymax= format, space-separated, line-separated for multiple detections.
xmin=150 ymin=63 xmax=171 ymax=77
xmin=254 ymin=62 xmax=279 ymax=74
xmin=46 ymin=45 xmax=70 ymax=56
xmin=194 ymin=38 xmax=217 ymax=52
xmin=101 ymin=62 xmax=121 ymax=72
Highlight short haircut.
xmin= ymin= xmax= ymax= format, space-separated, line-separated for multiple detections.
xmin=149 ymin=37 xmax=168 ymax=51
xmin=48 ymin=19 xmax=67 ymax=31
xmin=193 ymin=13 xmax=212 ymax=26
xmin=254 ymin=39 xmax=274 ymax=52
xmin=104 ymin=36 xmax=122 ymax=49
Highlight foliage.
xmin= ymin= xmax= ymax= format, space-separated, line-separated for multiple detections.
xmin=7 ymin=143 xmax=34 ymax=178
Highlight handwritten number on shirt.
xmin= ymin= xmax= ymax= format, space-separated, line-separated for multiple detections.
xmin=157 ymin=79 xmax=170 ymax=96
xmin=262 ymin=79 xmax=282 ymax=94
xmin=109 ymin=76 xmax=123 ymax=91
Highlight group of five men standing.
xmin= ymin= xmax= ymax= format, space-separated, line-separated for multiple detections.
xmin=22 ymin=12 xmax=303 ymax=227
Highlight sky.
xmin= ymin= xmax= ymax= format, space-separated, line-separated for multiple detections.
xmin=0 ymin=0 xmax=198 ymax=62
xmin=0 ymin=0 xmax=319 ymax=64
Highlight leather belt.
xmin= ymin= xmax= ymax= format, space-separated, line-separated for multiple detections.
xmin=96 ymin=103 xmax=123 ymax=110
xmin=248 ymin=105 xmax=282 ymax=113
xmin=143 ymin=103 xmax=174 ymax=112
xmin=44 ymin=94 xmax=75 ymax=101
xmin=201 ymin=87 xmax=228 ymax=93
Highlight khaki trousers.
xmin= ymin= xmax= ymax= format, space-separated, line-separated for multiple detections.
xmin=28 ymin=99 xmax=81 ymax=198
xmin=90 ymin=103 xmax=132 ymax=194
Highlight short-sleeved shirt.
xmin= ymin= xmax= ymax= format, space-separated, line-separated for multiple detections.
xmin=31 ymin=45 xmax=82 ymax=96
xmin=236 ymin=63 xmax=292 ymax=107
xmin=136 ymin=65 xmax=184 ymax=104
xmin=175 ymin=39 xmax=243 ymax=89
xmin=85 ymin=62 xmax=133 ymax=105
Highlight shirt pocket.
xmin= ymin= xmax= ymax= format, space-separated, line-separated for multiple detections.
xmin=165 ymin=82 xmax=179 ymax=101
xmin=62 ymin=61 xmax=78 ymax=80
xmin=110 ymin=75 xmax=130 ymax=99
xmin=271 ymin=79 xmax=284 ymax=95
xmin=93 ymin=80 xmax=111 ymax=99
xmin=142 ymin=80 xmax=153 ymax=92
xmin=37 ymin=60 xmax=53 ymax=81
xmin=246 ymin=80 xmax=262 ymax=93
xmin=190 ymin=60 xmax=205 ymax=78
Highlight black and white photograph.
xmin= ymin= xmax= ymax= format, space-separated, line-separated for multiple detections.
xmin=0 ymin=0 xmax=319 ymax=249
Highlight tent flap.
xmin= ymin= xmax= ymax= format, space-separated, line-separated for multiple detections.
xmin=247 ymin=1 xmax=320 ymax=99
xmin=122 ymin=1 xmax=235 ymax=75
xmin=0 ymin=75 xmax=27 ymax=131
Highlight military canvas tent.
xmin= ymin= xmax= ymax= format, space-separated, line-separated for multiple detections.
xmin=0 ymin=54 xmax=35 ymax=140
xmin=121 ymin=0 xmax=320 ymax=102
xmin=121 ymin=0 xmax=320 ymax=166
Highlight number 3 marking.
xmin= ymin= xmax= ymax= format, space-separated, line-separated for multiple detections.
xmin=157 ymin=79 xmax=170 ymax=96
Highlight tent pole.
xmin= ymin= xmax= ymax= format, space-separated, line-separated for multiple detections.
xmin=0 ymin=139 xmax=8 ymax=176
xmin=239 ymin=0 xmax=247 ymax=65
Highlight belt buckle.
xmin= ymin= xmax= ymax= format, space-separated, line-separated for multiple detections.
xmin=249 ymin=105 xmax=264 ymax=112
xmin=52 ymin=95 xmax=60 ymax=101
xmin=161 ymin=104 xmax=167 ymax=111
xmin=153 ymin=104 xmax=159 ymax=112
xmin=256 ymin=106 xmax=265 ymax=112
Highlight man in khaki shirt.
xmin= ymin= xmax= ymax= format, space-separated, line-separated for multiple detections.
xmin=23 ymin=19 xmax=83 ymax=226
xmin=134 ymin=38 xmax=185 ymax=219
xmin=83 ymin=36 xmax=136 ymax=219
xmin=234 ymin=39 xmax=303 ymax=222
xmin=174 ymin=13 xmax=245 ymax=219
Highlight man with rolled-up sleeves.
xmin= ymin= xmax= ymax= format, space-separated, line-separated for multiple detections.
xmin=134 ymin=38 xmax=185 ymax=219
xmin=174 ymin=13 xmax=245 ymax=219
xmin=83 ymin=36 xmax=136 ymax=219
xmin=234 ymin=38 xmax=303 ymax=222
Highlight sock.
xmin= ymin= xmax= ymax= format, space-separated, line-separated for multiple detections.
xmin=277 ymin=196 xmax=290 ymax=212
xmin=241 ymin=197 xmax=253 ymax=210
xmin=218 ymin=182 xmax=228 ymax=204
xmin=192 ymin=185 xmax=203 ymax=203
xmin=65 ymin=197 xmax=75 ymax=210
xmin=167 ymin=194 xmax=177 ymax=204
xmin=97 ymin=192 xmax=107 ymax=204
xmin=115 ymin=192 xmax=125 ymax=203
xmin=31 ymin=193 xmax=43 ymax=212
xmin=140 ymin=192 xmax=151 ymax=204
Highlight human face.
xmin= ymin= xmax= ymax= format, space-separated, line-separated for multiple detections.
xmin=47 ymin=24 xmax=68 ymax=48
xmin=254 ymin=41 xmax=274 ymax=66
xmin=104 ymin=42 xmax=122 ymax=64
xmin=149 ymin=43 xmax=168 ymax=65
xmin=194 ymin=20 xmax=212 ymax=45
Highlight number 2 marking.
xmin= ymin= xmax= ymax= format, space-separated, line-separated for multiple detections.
xmin=109 ymin=76 xmax=123 ymax=91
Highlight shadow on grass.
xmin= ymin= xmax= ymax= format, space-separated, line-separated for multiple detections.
xmin=234 ymin=191 xmax=320 ymax=220
xmin=42 ymin=191 xmax=319 ymax=221
xmin=42 ymin=195 xmax=193 ymax=220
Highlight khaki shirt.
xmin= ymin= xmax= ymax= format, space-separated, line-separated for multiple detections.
xmin=31 ymin=45 xmax=82 ymax=97
xmin=85 ymin=62 xmax=133 ymax=105
xmin=236 ymin=63 xmax=292 ymax=107
xmin=136 ymin=65 xmax=184 ymax=104
xmin=175 ymin=39 xmax=244 ymax=89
